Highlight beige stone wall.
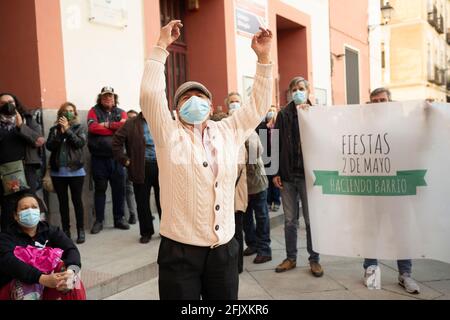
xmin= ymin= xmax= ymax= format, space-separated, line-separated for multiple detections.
xmin=381 ymin=0 xmax=449 ymax=101
xmin=389 ymin=0 xmax=424 ymax=23
xmin=390 ymin=24 xmax=424 ymax=83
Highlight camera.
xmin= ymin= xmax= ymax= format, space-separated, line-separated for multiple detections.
xmin=0 ymin=102 xmax=16 ymax=116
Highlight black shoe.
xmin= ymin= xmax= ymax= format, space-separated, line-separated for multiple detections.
xmin=243 ymin=247 xmax=257 ymax=256
xmin=114 ymin=218 xmax=130 ymax=230
xmin=90 ymin=221 xmax=103 ymax=234
xmin=128 ymin=215 xmax=137 ymax=225
xmin=77 ymin=229 xmax=86 ymax=244
xmin=63 ymin=229 xmax=71 ymax=239
xmin=139 ymin=235 xmax=152 ymax=244
xmin=253 ymin=255 xmax=272 ymax=264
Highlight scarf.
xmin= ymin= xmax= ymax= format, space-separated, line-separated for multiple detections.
xmin=0 ymin=114 xmax=16 ymax=131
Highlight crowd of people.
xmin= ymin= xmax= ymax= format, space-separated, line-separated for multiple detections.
xmin=0 ymin=20 xmax=421 ymax=300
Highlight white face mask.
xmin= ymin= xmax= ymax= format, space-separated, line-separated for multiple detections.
xmin=229 ymin=102 xmax=241 ymax=111
xmin=18 ymin=208 xmax=41 ymax=228
xmin=179 ymin=96 xmax=211 ymax=125
xmin=293 ymin=90 xmax=307 ymax=105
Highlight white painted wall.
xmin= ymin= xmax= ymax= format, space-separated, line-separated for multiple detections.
xmin=59 ymin=0 xmax=145 ymax=111
xmin=368 ymin=0 xmax=384 ymax=90
xmin=234 ymin=0 xmax=332 ymax=107
xmin=234 ymin=0 xmax=268 ymax=108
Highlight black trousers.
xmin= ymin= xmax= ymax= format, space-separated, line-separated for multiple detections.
xmin=51 ymin=176 xmax=85 ymax=230
xmin=0 ymin=192 xmax=20 ymax=232
xmin=234 ymin=211 xmax=244 ymax=273
xmin=158 ymin=236 xmax=239 ymax=300
xmin=24 ymin=164 xmax=41 ymax=194
xmin=149 ymin=160 xmax=161 ymax=219
xmin=132 ymin=161 xmax=158 ymax=237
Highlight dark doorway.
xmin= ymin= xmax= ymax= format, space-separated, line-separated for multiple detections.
xmin=160 ymin=0 xmax=188 ymax=109
xmin=276 ymin=15 xmax=308 ymax=107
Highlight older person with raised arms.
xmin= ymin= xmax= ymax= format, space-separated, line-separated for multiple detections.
xmin=140 ymin=20 xmax=273 ymax=300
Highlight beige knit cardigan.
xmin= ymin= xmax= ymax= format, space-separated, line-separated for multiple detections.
xmin=140 ymin=46 xmax=273 ymax=247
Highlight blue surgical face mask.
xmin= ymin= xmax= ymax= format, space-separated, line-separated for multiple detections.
xmin=18 ymin=208 xmax=41 ymax=228
xmin=179 ymin=96 xmax=211 ymax=125
xmin=229 ymin=102 xmax=241 ymax=111
xmin=293 ymin=90 xmax=307 ymax=105
xmin=266 ymin=111 xmax=275 ymax=120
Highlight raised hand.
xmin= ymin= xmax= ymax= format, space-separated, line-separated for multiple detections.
xmin=15 ymin=111 xmax=23 ymax=128
xmin=157 ymin=20 xmax=183 ymax=50
xmin=251 ymin=27 xmax=273 ymax=64
xmin=58 ymin=116 xmax=69 ymax=133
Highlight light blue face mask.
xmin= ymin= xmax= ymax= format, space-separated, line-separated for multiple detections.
xmin=266 ymin=111 xmax=275 ymax=120
xmin=179 ymin=96 xmax=211 ymax=125
xmin=293 ymin=90 xmax=307 ymax=105
xmin=229 ymin=102 xmax=241 ymax=111
xmin=18 ymin=208 xmax=41 ymax=228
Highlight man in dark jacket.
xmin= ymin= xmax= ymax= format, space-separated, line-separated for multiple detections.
xmin=87 ymin=87 xmax=129 ymax=234
xmin=272 ymin=77 xmax=323 ymax=277
xmin=112 ymin=112 xmax=161 ymax=244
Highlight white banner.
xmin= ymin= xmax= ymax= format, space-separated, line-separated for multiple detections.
xmin=298 ymin=100 xmax=450 ymax=263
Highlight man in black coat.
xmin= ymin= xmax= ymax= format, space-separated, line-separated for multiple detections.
xmin=272 ymin=77 xmax=323 ymax=277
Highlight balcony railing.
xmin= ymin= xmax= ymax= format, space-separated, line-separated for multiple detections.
xmin=434 ymin=67 xmax=447 ymax=86
xmin=436 ymin=15 xmax=444 ymax=34
xmin=428 ymin=5 xmax=438 ymax=27
xmin=428 ymin=64 xmax=436 ymax=83
xmin=435 ymin=66 xmax=442 ymax=85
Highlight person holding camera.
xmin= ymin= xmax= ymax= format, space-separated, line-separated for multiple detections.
xmin=0 ymin=93 xmax=43 ymax=231
xmin=46 ymin=102 xmax=87 ymax=244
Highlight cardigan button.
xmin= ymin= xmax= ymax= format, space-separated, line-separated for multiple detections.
xmin=203 ymin=162 xmax=208 ymax=168
xmin=215 ymin=205 xmax=220 ymax=211
xmin=215 ymin=225 xmax=220 ymax=231
xmin=215 ymin=182 xmax=218 ymax=188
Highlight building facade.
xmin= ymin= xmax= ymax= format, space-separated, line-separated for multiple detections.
xmin=0 ymin=0 xmax=337 ymax=111
xmin=0 ymin=0 xmax=372 ymax=228
xmin=369 ymin=0 xmax=450 ymax=102
xmin=329 ymin=0 xmax=371 ymax=105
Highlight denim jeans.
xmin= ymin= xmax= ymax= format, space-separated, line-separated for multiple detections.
xmin=124 ymin=169 xmax=137 ymax=218
xmin=91 ymin=156 xmax=125 ymax=222
xmin=243 ymin=190 xmax=272 ymax=257
xmin=363 ymin=259 xmax=412 ymax=275
xmin=267 ymin=175 xmax=281 ymax=206
xmin=280 ymin=177 xmax=319 ymax=262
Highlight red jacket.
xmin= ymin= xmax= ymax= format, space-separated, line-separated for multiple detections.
xmin=87 ymin=104 xmax=127 ymax=157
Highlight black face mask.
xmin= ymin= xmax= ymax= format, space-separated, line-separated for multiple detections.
xmin=0 ymin=102 xmax=16 ymax=116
